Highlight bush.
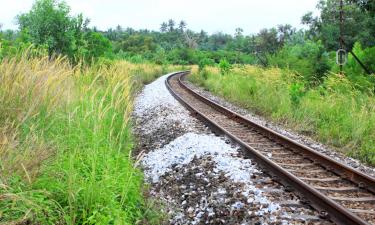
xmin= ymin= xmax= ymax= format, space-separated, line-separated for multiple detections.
xmin=219 ymin=59 xmax=232 ymax=75
xmin=269 ymin=40 xmax=330 ymax=85
xmin=189 ymin=65 xmax=375 ymax=165
xmin=330 ymin=42 xmax=375 ymax=87
xmin=289 ymin=82 xmax=305 ymax=107
xmin=198 ymin=58 xmax=215 ymax=71
xmin=77 ymin=31 xmax=113 ymax=63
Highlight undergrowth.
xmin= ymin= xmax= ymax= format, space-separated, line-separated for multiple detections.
xmin=0 ymin=52 xmax=176 ymax=224
xmin=189 ymin=65 xmax=375 ymax=165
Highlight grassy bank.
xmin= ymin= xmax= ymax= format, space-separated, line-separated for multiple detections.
xmin=0 ymin=53 xmax=176 ymax=224
xmin=189 ymin=66 xmax=375 ymax=165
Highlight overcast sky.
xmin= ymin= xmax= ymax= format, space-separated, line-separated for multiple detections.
xmin=0 ymin=0 xmax=319 ymax=35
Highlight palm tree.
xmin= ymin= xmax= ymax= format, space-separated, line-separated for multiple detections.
xmin=235 ymin=27 xmax=243 ymax=38
xmin=167 ymin=19 xmax=175 ymax=32
xmin=178 ymin=20 xmax=187 ymax=32
xmin=277 ymin=24 xmax=295 ymax=45
xmin=160 ymin=22 xmax=168 ymax=32
xmin=116 ymin=25 xmax=122 ymax=32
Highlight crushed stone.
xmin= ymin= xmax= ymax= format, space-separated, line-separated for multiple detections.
xmin=133 ymin=74 xmax=333 ymax=225
xmin=132 ymin=73 xmax=205 ymax=151
xmin=184 ymin=80 xmax=375 ymax=178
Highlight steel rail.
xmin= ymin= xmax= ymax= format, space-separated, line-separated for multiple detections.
xmin=165 ymin=71 xmax=375 ymax=225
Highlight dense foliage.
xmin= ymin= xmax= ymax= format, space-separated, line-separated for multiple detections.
xmin=302 ymin=0 xmax=375 ymax=50
xmin=0 ymin=0 xmax=374 ymax=224
xmin=1 ymin=0 xmax=112 ymax=63
xmin=1 ymin=0 xmax=374 ymax=82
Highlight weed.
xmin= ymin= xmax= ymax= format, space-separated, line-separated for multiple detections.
xmin=189 ymin=65 xmax=375 ymax=165
xmin=289 ymin=82 xmax=305 ymax=107
xmin=0 ymin=51 xmax=170 ymax=224
xmin=219 ymin=59 xmax=232 ymax=75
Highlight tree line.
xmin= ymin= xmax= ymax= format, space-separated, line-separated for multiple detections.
xmin=0 ymin=0 xmax=374 ymax=84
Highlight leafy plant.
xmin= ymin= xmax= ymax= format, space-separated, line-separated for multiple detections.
xmin=289 ymin=82 xmax=305 ymax=106
xmin=269 ymin=40 xmax=330 ymax=85
xmin=198 ymin=58 xmax=214 ymax=71
xmin=219 ymin=59 xmax=232 ymax=75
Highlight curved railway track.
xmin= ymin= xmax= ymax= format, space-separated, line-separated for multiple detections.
xmin=166 ymin=71 xmax=375 ymax=225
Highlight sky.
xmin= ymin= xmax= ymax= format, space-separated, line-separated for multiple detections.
xmin=0 ymin=0 xmax=320 ymax=35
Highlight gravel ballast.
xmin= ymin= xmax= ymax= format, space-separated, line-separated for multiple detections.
xmin=133 ymin=74 xmax=333 ymax=224
xmin=183 ymin=79 xmax=375 ymax=178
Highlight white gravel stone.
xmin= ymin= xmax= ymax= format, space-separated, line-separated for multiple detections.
xmin=141 ymin=132 xmax=280 ymax=215
xmin=134 ymin=73 xmax=327 ymax=224
xmin=142 ymin=132 xmax=237 ymax=183
xmin=134 ymin=73 xmax=180 ymax=116
xmin=185 ymin=80 xmax=375 ymax=177
xmin=133 ymin=73 xmax=195 ymax=135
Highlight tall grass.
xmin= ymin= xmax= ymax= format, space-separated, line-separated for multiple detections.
xmin=189 ymin=66 xmax=375 ymax=165
xmin=0 ymin=53 xmax=168 ymax=224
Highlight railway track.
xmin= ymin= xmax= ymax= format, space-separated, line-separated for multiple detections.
xmin=166 ymin=71 xmax=375 ymax=225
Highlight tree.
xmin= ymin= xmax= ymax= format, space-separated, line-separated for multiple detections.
xmin=167 ymin=19 xmax=175 ymax=32
xmin=234 ymin=27 xmax=243 ymax=38
xmin=178 ymin=20 xmax=187 ymax=32
xmin=116 ymin=25 xmax=123 ymax=33
xmin=231 ymin=28 xmax=246 ymax=52
xmin=302 ymin=0 xmax=375 ymax=50
xmin=198 ymin=30 xmax=209 ymax=49
xmin=301 ymin=11 xmax=320 ymax=39
xmin=256 ymin=28 xmax=280 ymax=54
xmin=277 ymin=24 xmax=295 ymax=45
xmin=119 ymin=34 xmax=156 ymax=54
xmin=17 ymin=0 xmax=85 ymax=58
xmin=79 ymin=31 xmax=112 ymax=61
xmin=348 ymin=0 xmax=375 ymax=12
xmin=207 ymin=32 xmax=232 ymax=51
xmin=269 ymin=40 xmax=330 ymax=83
xmin=241 ymin=35 xmax=257 ymax=54
xmin=160 ymin=22 xmax=168 ymax=33
xmin=184 ymin=30 xmax=198 ymax=49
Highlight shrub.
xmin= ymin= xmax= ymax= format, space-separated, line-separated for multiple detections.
xmin=289 ymin=82 xmax=305 ymax=107
xmin=331 ymin=42 xmax=375 ymax=87
xmin=269 ymin=40 xmax=330 ymax=85
xmin=219 ymin=59 xmax=232 ymax=75
xmin=189 ymin=65 xmax=375 ymax=165
xmin=200 ymin=67 xmax=210 ymax=80
xmin=198 ymin=58 xmax=215 ymax=71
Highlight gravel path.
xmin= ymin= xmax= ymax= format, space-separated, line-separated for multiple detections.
xmin=183 ymin=80 xmax=375 ymax=178
xmin=132 ymin=73 xmax=335 ymax=225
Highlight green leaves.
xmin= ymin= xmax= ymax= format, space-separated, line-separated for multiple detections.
xmin=219 ymin=59 xmax=232 ymax=75
xmin=269 ymin=40 xmax=330 ymax=85
xmin=288 ymin=82 xmax=305 ymax=107
xmin=16 ymin=0 xmax=112 ymax=64
xmin=17 ymin=0 xmax=75 ymax=57
xmin=78 ymin=32 xmax=112 ymax=62
xmin=198 ymin=58 xmax=214 ymax=72
xmin=303 ymin=0 xmax=375 ymax=51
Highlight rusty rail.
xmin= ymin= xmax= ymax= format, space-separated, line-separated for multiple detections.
xmin=165 ymin=71 xmax=375 ymax=225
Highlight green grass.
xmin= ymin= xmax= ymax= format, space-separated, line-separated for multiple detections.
xmin=189 ymin=66 xmax=375 ymax=165
xmin=0 ymin=54 xmax=175 ymax=224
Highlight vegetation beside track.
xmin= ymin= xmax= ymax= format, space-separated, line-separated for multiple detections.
xmin=0 ymin=51 xmax=182 ymax=224
xmin=189 ymin=66 xmax=375 ymax=165
xmin=0 ymin=0 xmax=374 ymax=223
